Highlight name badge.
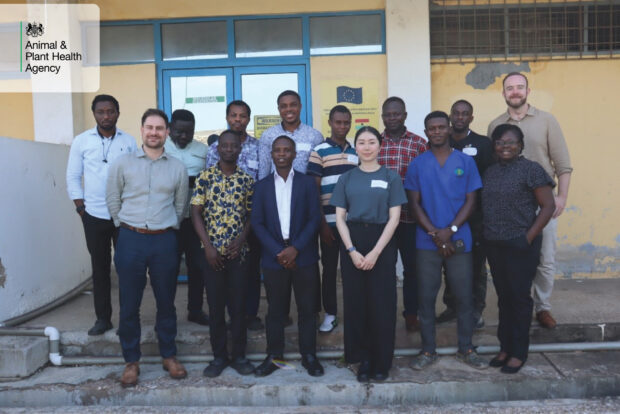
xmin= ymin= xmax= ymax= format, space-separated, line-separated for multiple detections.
xmin=347 ymin=154 xmax=359 ymax=164
xmin=371 ymin=180 xmax=388 ymax=189
xmin=296 ymin=142 xmax=311 ymax=151
xmin=463 ymin=147 xmax=478 ymax=156
xmin=247 ymin=160 xmax=258 ymax=169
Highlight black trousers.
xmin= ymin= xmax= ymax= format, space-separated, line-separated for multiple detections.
xmin=81 ymin=211 xmax=118 ymax=323
xmin=203 ymin=256 xmax=248 ymax=360
xmin=442 ymin=217 xmax=488 ymax=315
xmin=341 ymin=222 xmax=397 ymax=375
xmin=319 ymin=229 xmax=341 ymax=316
xmin=176 ymin=217 xmax=206 ymax=315
xmin=486 ymin=234 xmax=542 ymax=361
xmin=245 ymin=230 xmax=262 ymax=318
xmin=263 ymin=263 xmax=319 ymax=356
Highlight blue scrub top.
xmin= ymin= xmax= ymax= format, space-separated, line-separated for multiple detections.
xmin=404 ymin=149 xmax=482 ymax=251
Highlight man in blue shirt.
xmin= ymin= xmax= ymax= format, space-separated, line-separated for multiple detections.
xmin=164 ymin=109 xmax=209 ymax=326
xmin=66 ymin=94 xmax=137 ymax=336
xmin=404 ymin=111 xmax=487 ymax=371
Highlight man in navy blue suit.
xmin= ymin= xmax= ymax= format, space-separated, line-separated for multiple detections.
xmin=251 ymin=135 xmax=323 ymax=378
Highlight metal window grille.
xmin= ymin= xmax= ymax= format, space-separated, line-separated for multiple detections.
xmin=430 ymin=0 xmax=620 ymax=62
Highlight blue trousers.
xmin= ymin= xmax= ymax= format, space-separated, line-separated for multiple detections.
xmin=115 ymin=227 xmax=179 ymax=362
xmin=417 ymin=249 xmax=474 ymax=354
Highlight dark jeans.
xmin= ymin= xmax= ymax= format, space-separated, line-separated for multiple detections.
xmin=417 ymin=249 xmax=474 ymax=354
xmin=442 ymin=218 xmax=487 ymax=315
xmin=396 ymin=222 xmax=418 ymax=317
xmin=486 ymin=235 xmax=542 ymax=361
xmin=341 ymin=222 xmax=397 ymax=374
xmin=319 ymin=228 xmax=341 ymax=316
xmin=176 ymin=217 xmax=206 ymax=315
xmin=245 ymin=230 xmax=262 ymax=318
xmin=114 ymin=227 xmax=179 ymax=363
xmin=204 ymin=256 xmax=248 ymax=360
xmin=263 ymin=263 xmax=319 ymax=356
xmin=81 ymin=212 xmax=118 ymax=323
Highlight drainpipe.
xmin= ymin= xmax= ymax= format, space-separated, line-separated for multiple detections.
xmin=1 ymin=327 xmax=620 ymax=366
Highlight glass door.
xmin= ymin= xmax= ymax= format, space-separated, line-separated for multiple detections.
xmin=162 ymin=65 xmax=307 ymax=141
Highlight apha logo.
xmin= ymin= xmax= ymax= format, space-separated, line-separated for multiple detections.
xmin=26 ymin=22 xmax=44 ymax=37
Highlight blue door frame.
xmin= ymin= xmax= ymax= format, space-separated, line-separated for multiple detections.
xmin=161 ymin=64 xmax=311 ymax=125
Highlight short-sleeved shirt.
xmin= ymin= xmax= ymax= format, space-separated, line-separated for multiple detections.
xmin=164 ymin=138 xmax=208 ymax=177
xmin=330 ymin=166 xmax=407 ymax=224
xmin=191 ymin=164 xmax=254 ymax=259
xmin=378 ymin=129 xmax=428 ymax=223
xmin=258 ymin=122 xmax=324 ymax=179
xmin=482 ymin=156 xmax=555 ymax=241
xmin=206 ymin=134 xmax=259 ymax=181
xmin=306 ymin=138 xmax=358 ymax=227
xmin=404 ymin=149 xmax=482 ymax=251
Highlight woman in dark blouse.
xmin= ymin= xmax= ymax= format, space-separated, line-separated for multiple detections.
xmin=482 ymin=124 xmax=555 ymax=374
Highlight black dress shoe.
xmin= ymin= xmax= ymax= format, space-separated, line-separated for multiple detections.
xmin=501 ymin=360 xmax=525 ymax=374
xmin=88 ymin=320 xmax=113 ymax=336
xmin=301 ymin=354 xmax=324 ymax=377
xmin=371 ymin=372 xmax=389 ymax=382
xmin=357 ymin=360 xmax=371 ymax=383
xmin=188 ymin=312 xmax=209 ymax=326
xmin=203 ymin=357 xmax=229 ymax=378
xmin=489 ymin=356 xmax=508 ymax=368
xmin=254 ymin=355 xmax=282 ymax=377
xmin=230 ymin=357 xmax=255 ymax=375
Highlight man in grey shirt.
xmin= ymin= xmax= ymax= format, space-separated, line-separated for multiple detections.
xmin=106 ymin=108 xmax=188 ymax=388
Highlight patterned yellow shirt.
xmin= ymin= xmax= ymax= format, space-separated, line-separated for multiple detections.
xmin=191 ymin=164 xmax=254 ymax=259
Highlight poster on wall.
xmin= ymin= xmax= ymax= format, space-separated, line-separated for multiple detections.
xmin=319 ymin=79 xmax=380 ymax=140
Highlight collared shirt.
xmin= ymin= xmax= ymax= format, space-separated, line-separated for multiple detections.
xmin=258 ymin=122 xmax=324 ymax=179
xmin=164 ymin=137 xmax=208 ymax=177
xmin=106 ymin=148 xmax=188 ymax=230
xmin=378 ymin=128 xmax=428 ymax=223
xmin=66 ymin=126 xmax=137 ymax=219
xmin=306 ymin=138 xmax=358 ymax=226
xmin=205 ymin=134 xmax=259 ymax=180
xmin=191 ymin=164 xmax=254 ymax=259
xmin=487 ymin=105 xmax=572 ymax=179
xmin=274 ymin=169 xmax=295 ymax=239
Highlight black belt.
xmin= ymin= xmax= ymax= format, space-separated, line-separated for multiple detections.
xmin=283 ymin=239 xmax=290 ymax=247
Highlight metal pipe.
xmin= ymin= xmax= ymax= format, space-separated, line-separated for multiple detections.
xmin=1 ymin=328 xmax=620 ymax=366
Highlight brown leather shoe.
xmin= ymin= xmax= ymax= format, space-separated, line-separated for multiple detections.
xmin=405 ymin=314 xmax=421 ymax=332
xmin=162 ymin=357 xmax=187 ymax=379
xmin=536 ymin=310 xmax=557 ymax=329
xmin=120 ymin=362 xmax=140 ymax=388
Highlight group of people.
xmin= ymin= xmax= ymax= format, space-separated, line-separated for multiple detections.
xmin=66 ymin=71 xmax=571 ymax=387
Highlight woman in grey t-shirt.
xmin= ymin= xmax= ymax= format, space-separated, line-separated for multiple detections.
xmin=330 ymin=126 xmax=407 ymax=382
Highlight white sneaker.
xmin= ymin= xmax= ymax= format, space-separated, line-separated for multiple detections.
xmin=319 ymin=314 xmax=337 ymax=332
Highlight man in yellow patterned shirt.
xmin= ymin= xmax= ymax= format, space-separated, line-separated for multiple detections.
xmin=190 ymin=130 xmax=255 ymax=378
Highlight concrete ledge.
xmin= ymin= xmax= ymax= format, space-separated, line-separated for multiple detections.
xmin=0 ymin=336 xmax=48 ymax=378
xmin=1 ymin=351 xmax=619 ymax=407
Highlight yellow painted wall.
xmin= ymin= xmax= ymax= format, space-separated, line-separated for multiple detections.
xmin=81 ymin=0 xmax=384 ymax=20
xmin=0 ymin=93 xmax=34 ymax=140
xmin=310 ymin=54 xmax=387 ymax=137
xmin=431 ymin=59 xmax=620 ymax=278
xmin=80 ymin=64 xmax=157 ymax=143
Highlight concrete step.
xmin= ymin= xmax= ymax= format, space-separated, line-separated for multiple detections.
xmin=1 ymin=351 xmax=619 ymax=408
xmin=21 ymin=321 xmax=619 ymax=358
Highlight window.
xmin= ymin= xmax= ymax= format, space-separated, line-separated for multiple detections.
xmin=162 ymin=21 xmax=227 ymax=60
xmin=430 ymin=1 xmax=620 ymax=62
xmin=309 ymin=14 xmax=383 ymax=55
xmin=235 ymin=18 xmax=302 ymax=58
xmin=100 ymin=24 xmax=154 ymax=64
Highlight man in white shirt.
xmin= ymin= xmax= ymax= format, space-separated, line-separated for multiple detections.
xmin=66 ymin=94 xmax=137 ymax=336
xmin=164 ymin=109 xmax=209 ymax=326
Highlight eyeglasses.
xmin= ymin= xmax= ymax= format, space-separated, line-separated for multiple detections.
xmin=494 ymin=139 xmax=520 ymax=147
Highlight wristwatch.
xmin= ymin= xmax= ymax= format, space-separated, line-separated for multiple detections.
xmin=450 ymin=224 xmax=458 ymax=233
xmin=347 ymin=246 xmax=356 ymax=253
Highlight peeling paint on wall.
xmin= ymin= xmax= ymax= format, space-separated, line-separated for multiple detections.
xmin=0 ymin=258 xmax=6 ymax=288
xmin=466 ymin=62 xmax=531 ymax=90
xmin=556 ymin=244 xmax=620 ymax=279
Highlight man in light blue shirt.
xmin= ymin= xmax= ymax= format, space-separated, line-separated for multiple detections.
xmin=164 ymin=109 xmax=210 ymax=326
xmin=258 ymin=90 xmax=323 ymax=180
xmin=66 ymin=94 xmax=137 ymax=336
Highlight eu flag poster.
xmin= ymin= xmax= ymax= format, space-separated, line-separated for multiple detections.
xmin=337 ymin=86 xmax=363 ymax=104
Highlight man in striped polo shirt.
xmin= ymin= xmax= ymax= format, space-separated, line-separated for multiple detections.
xmin=307 ymin=105 xmax=358 ymax=333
